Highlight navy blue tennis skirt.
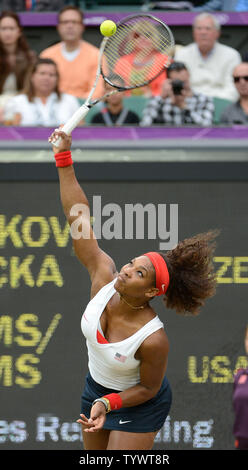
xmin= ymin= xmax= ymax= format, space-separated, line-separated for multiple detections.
xmin=81 ymin=372 xmax=172 ymax=433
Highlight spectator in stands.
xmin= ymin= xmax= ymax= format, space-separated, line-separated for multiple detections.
xmin=220 ymin=62 xmax=248 ymax=124
xmin=0 ymin=10 xmax=36 ymax=123
xmin=34 ymin=1 xmax=69 ymax=11
xmin=174 ymin=13 xmax=241 ymax=101
xmin=0 ymin=1 xmax=25 ymax=11
xmin=1 ymin=0 xmax=68 ymax=11
xmin=4 ymin=57 xmax=80 ymax=126
xmin=40 ymin=5 xmax=104 ymax=100
xmin=90 ymin=75 xmax=140 ymax=126
xmin=193 ymin=0 xmax=223 ymax=10
xmin=242 ymin=51 xmax=248 ymax=62
xmin=114 ymin=20 xmax=169 ymax=97
xmin=142 ymin=1 xmax=223 ymax=11
xmin=235 ymin=0 xmax=248 ymax=10
xmin=140 ymin=61 xmax=214 ymax=126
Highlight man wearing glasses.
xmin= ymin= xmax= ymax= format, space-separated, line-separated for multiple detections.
xmin=40 ymin=6 xmax=104 ymax=100
xmin=220 ymin=62 xmax=248 ymax=124
xmin=174 ymin=13 xmax=241 ymax=102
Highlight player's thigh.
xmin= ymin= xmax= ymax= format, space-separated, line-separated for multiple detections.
xmin=107 ymin=430 xmax=158 ymax=450
xmin=81 ymin=424 xmax=110 ymax=450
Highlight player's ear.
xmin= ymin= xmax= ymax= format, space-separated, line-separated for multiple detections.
xmin=145 ymin=287 xmax=159 ymax=299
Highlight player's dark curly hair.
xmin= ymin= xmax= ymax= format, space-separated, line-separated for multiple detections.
xmin=159 ymin=230 xmax=220 ymax=316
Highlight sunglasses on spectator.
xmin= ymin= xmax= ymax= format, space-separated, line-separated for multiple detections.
xmin=233 ymin=76 xmax=248 ymax=83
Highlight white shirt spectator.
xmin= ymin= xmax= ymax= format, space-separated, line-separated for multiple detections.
xmin=175 ymin=42 xmax=241 ymax=101
xmin=5 ymin=92 xmax=79 ymax=126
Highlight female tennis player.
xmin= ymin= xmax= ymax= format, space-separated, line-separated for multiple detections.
xmin=49 ymin=129 xmax=219 ymax=450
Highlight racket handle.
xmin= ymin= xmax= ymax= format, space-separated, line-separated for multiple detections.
xmin=51 ymin=104 xmax=90 ymax=148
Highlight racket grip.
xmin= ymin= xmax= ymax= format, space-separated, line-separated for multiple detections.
xmin=51 ymin=104 xmax=90 ymax=148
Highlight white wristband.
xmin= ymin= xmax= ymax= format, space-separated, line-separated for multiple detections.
xmin=92 ymin=398 xmax=109 ymax=412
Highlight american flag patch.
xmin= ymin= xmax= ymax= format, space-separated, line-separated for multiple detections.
xmin=114 ymin=352 xmax=127 ymax=363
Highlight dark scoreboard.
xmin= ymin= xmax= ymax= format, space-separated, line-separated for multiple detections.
xmin=0 ymin=173 xmax=248 ymax=450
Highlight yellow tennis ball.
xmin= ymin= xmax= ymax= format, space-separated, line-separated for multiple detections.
xmin=100 ymin=20 xmax=117 ymax=37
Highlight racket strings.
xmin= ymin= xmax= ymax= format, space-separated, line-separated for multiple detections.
xmin=101 ymin=17 xmax=174 ymax=89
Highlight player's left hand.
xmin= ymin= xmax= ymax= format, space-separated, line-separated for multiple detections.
xmin=77 ymin=402 xmax=106 ymax=432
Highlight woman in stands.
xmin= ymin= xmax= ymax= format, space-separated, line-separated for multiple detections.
xmin=0 ymin=10 xmax=36 ymax=123
xmin=5 ymin=57 xmax=80 ymax=126
xmin=114 ymin=21 xmax=171 ymax=97
xmin=48 ymin=128 xmax=219 ymax=450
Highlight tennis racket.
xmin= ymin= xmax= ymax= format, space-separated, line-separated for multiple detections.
xmin=50 ymin=13 xmax=174 ymax=146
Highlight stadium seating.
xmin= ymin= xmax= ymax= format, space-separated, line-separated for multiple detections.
xmin=83 ymin=96 xmax=233 ymax=125
xmin=78 ymin=0 xmax=146 ymax=10
xmin=82 ymin=96 xmax=148 ymax=124
xmin=223 ymin=0 xmax=238 ymax=9
xmin=213 ymin=97 xmax=232 ymax=125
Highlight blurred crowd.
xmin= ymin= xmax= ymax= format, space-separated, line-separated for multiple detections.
xmin=0 ymin=4 xmax=248 ymax=127
xmin=1 ymin=1 xmax=248 ymax=12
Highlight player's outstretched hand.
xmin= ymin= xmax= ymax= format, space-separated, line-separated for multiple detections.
xmin=77 ymin=402 xmax=107 ymax=433
xmin=48 ymin=127 xmax=72 ymax=154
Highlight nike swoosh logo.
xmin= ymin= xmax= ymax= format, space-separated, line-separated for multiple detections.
xmin=119 ymin=419 xmax=132 ymax=424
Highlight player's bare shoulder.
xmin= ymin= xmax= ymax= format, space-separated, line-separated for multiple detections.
xmin=144 ymin=327 xmax=169 ymax=352
xmin=136 ymin=324 xmax=169 ymax=362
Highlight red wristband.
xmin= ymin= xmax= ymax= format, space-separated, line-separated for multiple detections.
xmin=103 ymin=393 xmax=123 ymax=411
xmin=54 ymin=150 xmax=73 ymax=168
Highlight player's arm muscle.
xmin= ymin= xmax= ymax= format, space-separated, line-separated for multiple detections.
xmin=119 ymin=329 xmax=169 ymax=407
xmin=58 ymin=164 xmax=117 ymax=289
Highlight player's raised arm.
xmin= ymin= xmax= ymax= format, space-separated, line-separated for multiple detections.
xmin=49 ymin=129 xmax=117 ymax=294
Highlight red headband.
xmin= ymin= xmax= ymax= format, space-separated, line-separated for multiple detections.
xmin=143 ymin=252 xmax=170 ymax=296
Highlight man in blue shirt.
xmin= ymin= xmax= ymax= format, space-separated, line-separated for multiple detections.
xmin=235 ymin=0 xmax=248 ymax=10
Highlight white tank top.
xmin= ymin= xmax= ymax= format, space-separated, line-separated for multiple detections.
xmin=81 ymin=278 xmax=164 ymax=390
